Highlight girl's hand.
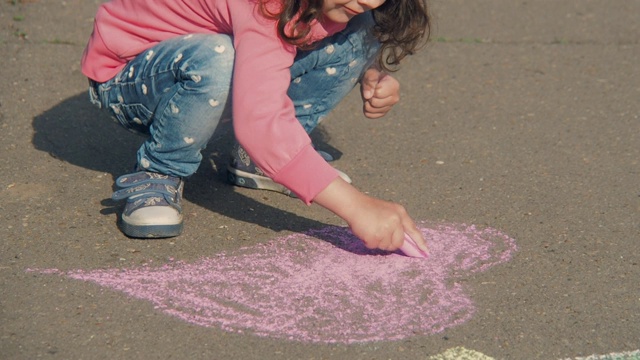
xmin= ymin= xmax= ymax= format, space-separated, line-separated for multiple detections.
xmin=346 ymin=195 xmax=426 ymax=252
xmin=314 ymin=177 xmax=428 ymax=253
xmin=360 ymin=67 xmax=400 ymax=119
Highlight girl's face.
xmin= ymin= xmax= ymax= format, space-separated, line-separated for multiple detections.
xmin=322 ymin=0 xmax=386 ymax=23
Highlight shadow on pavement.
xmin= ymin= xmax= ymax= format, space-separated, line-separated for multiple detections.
xmin=31 ymin=92 xmax=338 ymax=235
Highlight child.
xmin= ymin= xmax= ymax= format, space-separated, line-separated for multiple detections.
xmin=83 ymin=0 xmax=430 ymax=253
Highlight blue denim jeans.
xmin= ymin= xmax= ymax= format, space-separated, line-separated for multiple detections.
xmin=89 ymin=13 xmax=380 ymax=178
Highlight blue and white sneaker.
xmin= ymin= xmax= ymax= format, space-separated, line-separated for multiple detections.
xmin=227 ymin=143 xmax=351 ymax=197
xmin=111 ymin=171 xmax=184 ymax=238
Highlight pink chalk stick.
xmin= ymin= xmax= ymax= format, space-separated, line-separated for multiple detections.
xmin=399 ymin=233 xmax=429 ymax=258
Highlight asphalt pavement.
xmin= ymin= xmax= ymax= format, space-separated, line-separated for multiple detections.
xmin=1 ymin=0 xmax=639 ymax=359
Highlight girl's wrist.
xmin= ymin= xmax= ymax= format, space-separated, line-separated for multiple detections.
xmin=313 ymin=177 xmax=365 ymax=223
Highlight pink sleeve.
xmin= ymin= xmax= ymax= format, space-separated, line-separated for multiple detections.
xmin=230 ymin=5 xmax=339 ymax=204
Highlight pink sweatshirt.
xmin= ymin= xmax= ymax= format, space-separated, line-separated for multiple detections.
xmin=81 ymin=0 xmax=348 ymax=204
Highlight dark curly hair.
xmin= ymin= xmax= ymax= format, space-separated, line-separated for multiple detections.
xmin=259 ymin=0 xmax=431 ymax=72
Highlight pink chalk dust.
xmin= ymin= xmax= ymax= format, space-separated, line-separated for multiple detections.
xmin=34 ymin=222 xmax=516 ymax=343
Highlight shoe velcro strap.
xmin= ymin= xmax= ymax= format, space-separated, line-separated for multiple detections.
xmin=114 ymin=171 xmax=179 ymax=187
xmin=112 ymin=182 xmax=179 ymax=201
xmin=112 ymin=172 xmax=181 ymax=201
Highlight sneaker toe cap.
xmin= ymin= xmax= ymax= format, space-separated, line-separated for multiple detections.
xmin=124 ymin=206 xmax=182 ymax=226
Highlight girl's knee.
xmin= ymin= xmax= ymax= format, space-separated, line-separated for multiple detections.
xmin=183 ymin=34 xmax=235 ymax=71
xmin=344 ymin=15 xmax=380 ymax=64
xmin=175 ymin=34 xmax=235 ymax=96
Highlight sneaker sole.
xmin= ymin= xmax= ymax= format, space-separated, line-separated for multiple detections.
xmin=227 ymin=166 xmax=296 ymax=197
xmin=119 ymin=221 xmax=183 ymax=239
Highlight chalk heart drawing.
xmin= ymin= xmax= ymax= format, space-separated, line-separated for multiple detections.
xmin=36 ymin=222 xmax=516 ymax=344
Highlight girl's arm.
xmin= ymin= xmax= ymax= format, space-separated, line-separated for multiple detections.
xmin=229 ymin=4 xmax=340 ymax=205
xmin=313 ymin=177 xmax=428 ymax=252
